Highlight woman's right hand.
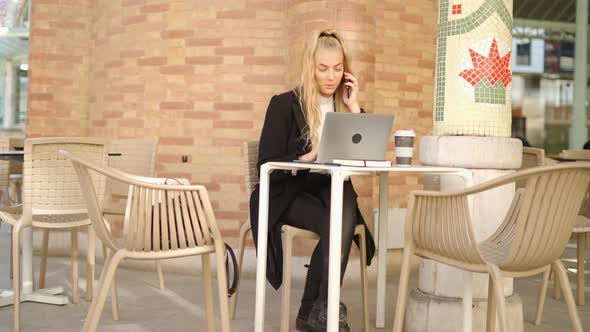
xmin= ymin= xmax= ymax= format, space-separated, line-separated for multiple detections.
xmin=298 ymin=146 xmax=319 ymax=162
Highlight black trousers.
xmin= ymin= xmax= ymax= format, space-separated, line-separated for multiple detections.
xmin=282 ymin=173 xmax=359 ymax=311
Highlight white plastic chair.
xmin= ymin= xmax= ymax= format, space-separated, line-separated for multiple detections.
xmin=61 ymin=150 xmax=231 ymax=332
xmin=0 ymin=138 xmax=108 ymax=331
xmin=392 ymin=163 xmax=590 ymax=332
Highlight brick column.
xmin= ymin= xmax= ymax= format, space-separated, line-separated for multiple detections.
xmin=287 ymin=1 xmax=377 ymax=238
xmin=87 ymin=0 xmax=290 ymax=243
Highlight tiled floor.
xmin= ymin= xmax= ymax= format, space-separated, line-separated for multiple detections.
xmin=0 ymin=230 xmax=588 ymax=331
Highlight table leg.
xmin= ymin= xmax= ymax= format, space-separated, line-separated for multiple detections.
xmin=327 ymin=169 xmax=344 ymax=332
xmin=0 ymin=227 xmax=68 ymax=308
xmin=463 ymin=271 xmax=473 ymax=332
xmin=376 ymin=171 xmax=388 ymax=329
xmin=254 ymin=165 xmax=271 ymax=332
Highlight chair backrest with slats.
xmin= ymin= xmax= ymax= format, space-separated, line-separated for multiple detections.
xmin=521 ymin=147 xmax=545 ymax=169
xmin=107 ymin=138 xmax=158 ymax=197
xmin=123 ymin=184 xmax=215 ymax=251
xmin=518 ymin=147 xmax=546 ymax=189
xmin=24 ymin=138 xmax=108 ymax=217
xmin=243 ymin=141 xmax=259 ymax=194
xmin=502 ymin=165 xmax=590 ymax=270
xmin=559 ymin=149 xmax=590 ymax=161
xmin=578 ymin=184 xmax=590 ymax=220
xmin=521 ymin=148 xmax=590 ymax=234
xmin=410 ymin=193 xmax=483 ymax=265
xmin=63 ymin=150 xmax=219 ymax=252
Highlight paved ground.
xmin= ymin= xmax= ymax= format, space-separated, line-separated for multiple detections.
xmin=0 ymin=230 xmax=588 ymax=331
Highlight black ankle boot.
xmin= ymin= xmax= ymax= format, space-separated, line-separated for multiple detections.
xmin=296 ymin=261 xmax=322 ymax=331
xmin=304 ymin=300 xmax=350 ymax=332
xmin=295 ymin=301 xmax=314 ymax=331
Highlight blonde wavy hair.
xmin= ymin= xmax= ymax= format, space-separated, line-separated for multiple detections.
xmin=295 ymin=29 xmax=352 ymax=148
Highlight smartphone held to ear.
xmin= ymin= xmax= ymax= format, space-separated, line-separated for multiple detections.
xmin=344 ymin=78 xmax=351 ymax=98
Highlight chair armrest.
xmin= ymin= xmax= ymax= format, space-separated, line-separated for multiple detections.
xmin=62 ymin=150 xmax=202 ymax=191
xmin=126 ymin=175 xmax=191 ymax=185
xmin=413 ymin=163 xmax=590 ymax=199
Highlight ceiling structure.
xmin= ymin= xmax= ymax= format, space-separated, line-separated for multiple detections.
xmin=514 ymin=0 xmax=581 ymax=24
xmin=0 ymin=0 xmax=29 ymax=61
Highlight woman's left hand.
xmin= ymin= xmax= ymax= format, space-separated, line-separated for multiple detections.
xmin=343 ymin=72 xmax=361 ymax=113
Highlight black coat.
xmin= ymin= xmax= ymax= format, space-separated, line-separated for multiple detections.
xmin=249 ymin=90 xmax=376 ymax=290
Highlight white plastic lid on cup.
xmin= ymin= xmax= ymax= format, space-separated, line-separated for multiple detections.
xmin=394 ymin=130 xmax=416 ymax=137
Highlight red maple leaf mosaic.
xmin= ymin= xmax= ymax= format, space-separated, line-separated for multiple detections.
xmin=459 ymin=39 xmax=512 ymax=87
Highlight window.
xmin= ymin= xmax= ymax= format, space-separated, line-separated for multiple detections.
xmin=516 ymin=41 xmax=531 ymax=66
xmin=17 ymin=66 xmax=27 ymax=125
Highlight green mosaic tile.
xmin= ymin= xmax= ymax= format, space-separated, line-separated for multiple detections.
xmin=474 ymin=78 xmax=506 ymax=104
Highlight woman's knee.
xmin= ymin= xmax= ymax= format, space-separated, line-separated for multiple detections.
xmin=342 ymin=181 xmax=357 ymax=200
xmin=342 ymin=191 xmax=358 ymax=225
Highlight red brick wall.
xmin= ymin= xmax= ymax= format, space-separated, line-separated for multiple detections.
xmin=27 ymin=0 xmax=94 ymax=137
xmin=375 ymin=0 xmax=439 ymax=208
xmin=286 ymin=1 xmax=378 ymax=247
xmin=28 ymin=0 xmax=438 ymax=248
xmin=86 ymin=0 xmax=289 ymax=243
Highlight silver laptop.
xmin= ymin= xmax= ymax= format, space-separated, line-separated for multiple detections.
xmin=316 ymin=112 xmax=394 ymax=163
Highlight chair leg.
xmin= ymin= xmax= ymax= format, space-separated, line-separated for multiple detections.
xmin=110 ymin=274 xmax=119 ymax=321
xmin=358 ymin=227 xmax=370 ymax=332
xmin=534 ymin=268 xmax=551 ymax=325
xmin=71 ymin=229 xmax=79 ymax=304
xmin=553 ymin=260 xmax=583 ymax=332
xmin=231 ymin=222 xmax=250 ymax=320
xmin=488 ymin=265 xmax=508 ymax=332
xmin=101 ymin=241 xmax=107 ymax=263
xmin=214 ymin=244 xmax=231 ymax=332
xmin=86 ymin=226 xmax=96 ymax=302
xmin=83 ymin=251 xmax=124 ymax=332
xmin=87 ymin=250 xmax=107 ymax=325
xmin=12 ymin=223 xmax=23 ymax=332
xmin=554 ymin=268 xmax=562 ymax=300
xmin=156 ymin=261 xmax=165 ymax=290
xmin=577 ymin=233 xmax=586 ymax=305
xmin=96 ymin=249 xmax=119 ymax=321
xmin=9 ymin=227 xmax=13 ymax=280
xmin=201 ymin=254 xmax=215 ymax=332
xmin=392 ymin=247 xmax=413 ymax=332
xmin=485 ymin=274 xmax=496 ymax=332
xmin=280 ymin=230 xmax=292 ymax=332
xmin=38 ymin=230 xmax=49 ymax=289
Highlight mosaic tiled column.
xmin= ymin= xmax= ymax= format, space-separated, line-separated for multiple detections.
xmin=433 ymin=0 xmax=513 ymax=136
xmin=405 ymin=1 xmax=524 ymax=331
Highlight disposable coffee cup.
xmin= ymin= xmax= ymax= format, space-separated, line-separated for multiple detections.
xmin=394 ymin=130 xmax=415 ymax=166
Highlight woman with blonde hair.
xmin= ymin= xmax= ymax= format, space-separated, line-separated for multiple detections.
xmin=249 ymin=29 xmax=375 ymax=331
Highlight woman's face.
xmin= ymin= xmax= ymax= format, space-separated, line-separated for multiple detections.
xmin=314 ymin=48 xmax=344 ymax=98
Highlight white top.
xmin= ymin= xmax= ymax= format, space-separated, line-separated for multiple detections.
xmin=317 ymin=95 xmax=334 ymax=141
xmin=394 ymin=129 xmax=416 ymax=137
